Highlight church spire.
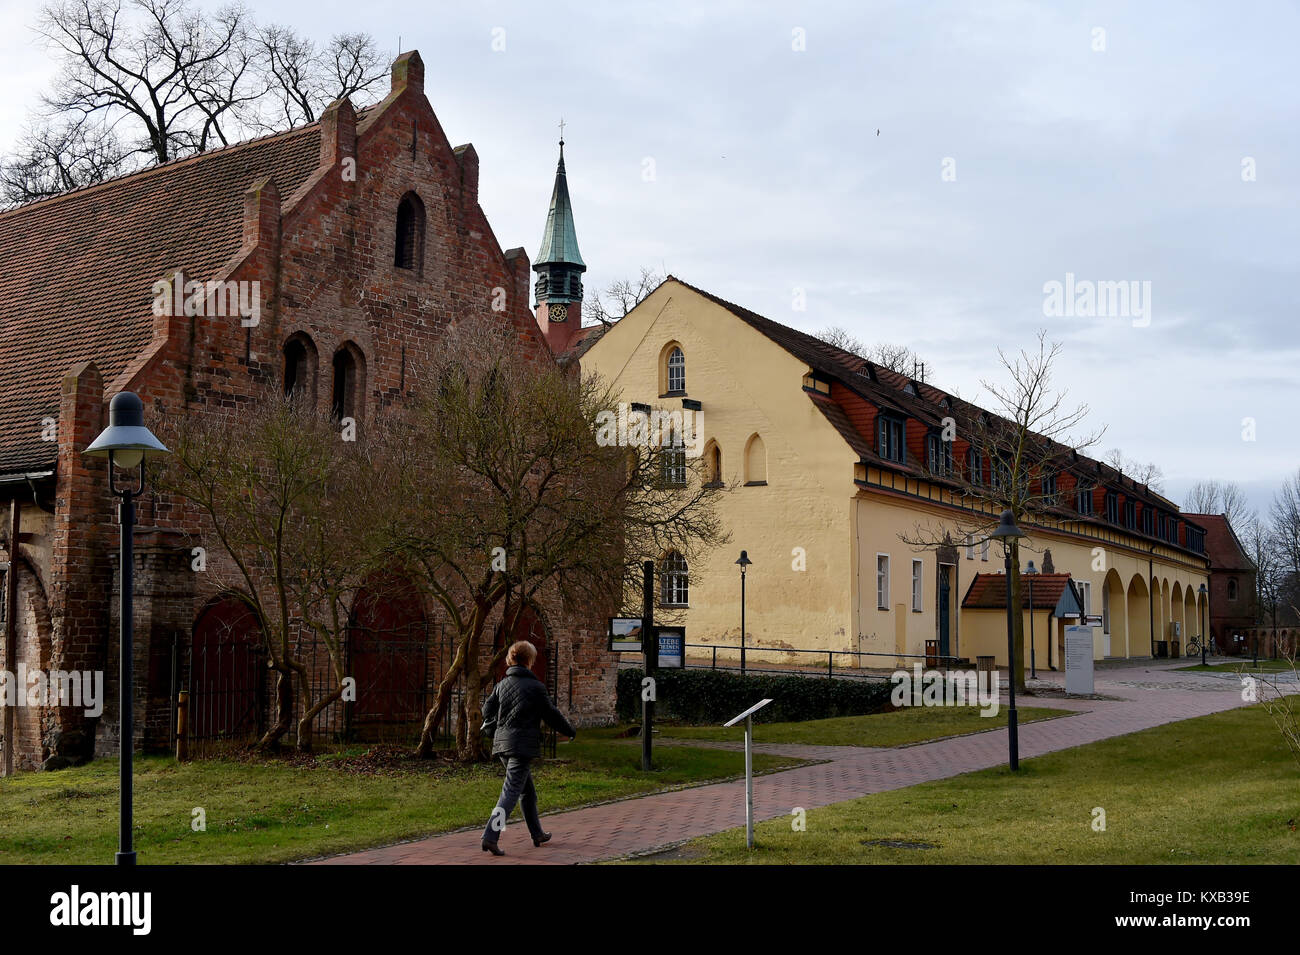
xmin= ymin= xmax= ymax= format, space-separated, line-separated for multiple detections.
xmin=533 ymin=126 xmax=587 ymax=354
xmin=534 ymin=135 xmax=586 ymax=279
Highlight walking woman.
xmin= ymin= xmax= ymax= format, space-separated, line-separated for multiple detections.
xmin=480 ymin=640 xmax=577 ymax=856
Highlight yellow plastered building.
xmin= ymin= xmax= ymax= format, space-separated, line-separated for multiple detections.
xmin=578 ymin=278 xmax=1210 ymax=670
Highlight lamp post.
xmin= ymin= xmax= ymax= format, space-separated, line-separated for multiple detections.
xmin=83 ymin=391 xmax=169 ymax=865
xmin=736 ymin=550 xmax=751 ymax=676
xmin=1198 ymin=583 xmax=1208 ymax=666
xmin=1025 ymin=560 xmax=1038 ymax=679
xmin=990 ymin=509 xmax=1024 ymax=771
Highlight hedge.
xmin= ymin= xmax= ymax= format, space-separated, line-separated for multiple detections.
xmin=616 ymin=667 xmax=895 ymax=725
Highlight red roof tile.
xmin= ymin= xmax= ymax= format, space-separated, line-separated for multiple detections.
xmin=962 ymin=572 xmax=1077 ymax=610
xmin=0 ymin=122 xmax=324 ymax=474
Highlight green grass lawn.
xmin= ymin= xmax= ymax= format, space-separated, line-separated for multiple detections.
xmin=637 ymin=706 xmax=1300 ymax=864
xmin=1179 ymin=659 xmax=1296 ymax=674
xmin=656 ymin=705 xmax=1069 ymax=748
xmin=0 ymin=729 xmax=802 ymax=864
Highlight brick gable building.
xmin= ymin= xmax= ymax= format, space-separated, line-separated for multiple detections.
xmin=0 ymin=51 xmax=617 ymax=773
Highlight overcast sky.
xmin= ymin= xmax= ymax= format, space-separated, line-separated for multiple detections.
xmin=2 ymin=0 xmax=1296 ymax=519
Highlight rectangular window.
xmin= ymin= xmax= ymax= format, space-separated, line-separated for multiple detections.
xmin=1076 ymin=485 xmax=1092 ymax=515
xmin=1041 ymin=473 xmax=1057 ymax=505
xmin=878 ymin=417 xmax=905 ymax=463
xmin=967 ymin=450 xmax=984 ymax=485
xmin=965 ymin=534 xmax=974 ymax=560
xmin=1141 ymin=506 xmax=1154 ymax=535
xmin=1079 ymin=580 xmax=1092 ymax=616
xmin=876 ymin=554 xmax=890 ymax=609
xmin=1124 ymin=500 xmax=1136 ymax=530
xmin=911 ymin=559 xmax=923 ymax=612
xmin=1105 ymin=492 xmax=1119 ymax=524
xmin=980 ymin=538 xmax=989 ymax=561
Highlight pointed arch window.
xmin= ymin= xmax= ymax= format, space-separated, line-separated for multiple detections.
xmin=667 ymin=347 xmax=685 ymax=393
xmin=744 ymin=433 xmax=768 ymax=485
xmin=394 ymin=191 xmax=426 ymax=273
xmin=331 ymin=343 xmax=365 ymax=421
xmin=703 ymin=440 xmax=723 ymax=486
xmin=283 ymin=333 xmax=318 ymax=403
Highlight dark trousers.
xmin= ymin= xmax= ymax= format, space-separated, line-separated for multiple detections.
xmin=481 ymin=756 xmax=543 ymax=844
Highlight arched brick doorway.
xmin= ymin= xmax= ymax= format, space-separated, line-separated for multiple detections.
xmin=190 ymin=596 xmax=263 ymax=740
xmin=347 ymin=575 xmax=427 ymax=728
xmin=493 ymin=604 xmax=550 ymax=683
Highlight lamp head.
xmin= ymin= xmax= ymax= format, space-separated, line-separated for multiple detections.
xmin=83 ymin=391 xmax=169 ymax=468
xmin=989 ymin=509 xmax=1024 ymax=542
xmin=736 ymin=550 xmax=752 ymax=573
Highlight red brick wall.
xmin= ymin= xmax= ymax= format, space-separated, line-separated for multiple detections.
xmin=7 ymin=52 xmax=617 ymax=770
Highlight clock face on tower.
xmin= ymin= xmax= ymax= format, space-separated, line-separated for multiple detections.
xmin=548 ymin=303 xmax=569 ymax=323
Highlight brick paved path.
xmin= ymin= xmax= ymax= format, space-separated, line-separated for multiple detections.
xmin=313 ymin=659 xmax=1282 ymax=866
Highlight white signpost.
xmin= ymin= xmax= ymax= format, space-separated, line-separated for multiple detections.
xmin=723 ymin=698 xmax=773 ymax=848
xmin=1064 ymin=625 xmax=1095 ymax=696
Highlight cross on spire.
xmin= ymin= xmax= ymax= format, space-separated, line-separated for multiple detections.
xmin=558 ymin=117 xmax=566 ymax=146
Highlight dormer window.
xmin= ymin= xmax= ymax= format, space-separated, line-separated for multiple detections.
xmin=904 ymin=381 xmax=917 ymax=396
xmin=1105 ymin=491 xmax=1119 ymax=523
xmin=1041 ymin=472 xmax=1058 ymax=505
xmin=878 ymin=415 xmax=905 ymax=463
xmin=926 ymin=433 xmax=952 ymax=476
xmin=966 ymin=449 xmax=984 ymax=485
xmin=1076 ymin=482 xmax=1093 ymax=515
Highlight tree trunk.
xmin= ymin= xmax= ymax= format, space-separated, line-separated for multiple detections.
xmin=257 ymin=666 xmax=294 ymax=750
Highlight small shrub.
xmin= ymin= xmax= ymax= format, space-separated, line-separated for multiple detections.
xmin=616 ymin=668 xmax=894 ymax=725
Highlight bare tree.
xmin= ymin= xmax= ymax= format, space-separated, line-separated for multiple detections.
xmin=157 ymin=397 xmax=385 ymax=752
xmin=0 ymin=119 xmax=127 ymax=205
xmin=1271 ymin=469 xmax=1300 ymax=588
xmin=5 ymin=0 xmax=384 ymax=205
xmin=904 ymin=331 xmax=1103 ymax=690
xmin=814 ymin=327 xmax=932 ymax=379
xmin=582 ymin=268 xmax=664 ymax=326
xmin=385 ymin=322 xmax=726 ymax=760
xmin=1104 ymin=449 xmax=1165 ymax=494
xmin=37 ymin=0 xmax=254 ymax=165
xmin=1184 ymin=479 xmax=1248 ymax=525
xmin=252 ymin=26 xmax=386 ymax=130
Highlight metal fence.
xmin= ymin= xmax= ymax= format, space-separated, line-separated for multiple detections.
xmin=677 ymin=642 xmax=968 ymax=680
xmin=174 ymin=620 xmax=558 ymax=756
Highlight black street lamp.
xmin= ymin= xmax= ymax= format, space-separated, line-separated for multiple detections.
xmin=84 ymin=391 xmax=168 ymax=865
xmin=990 ymin=509 xmax=1024 ymax=771
xmin=736 ymin=550 xmax=751 ymax=676
xmin=1025 ymin=560 xmax=1039 ymax=679
xmin=1198 ymin=583 xmax=1208 ymax=666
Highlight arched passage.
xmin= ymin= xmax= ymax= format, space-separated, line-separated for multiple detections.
xmin=493 ymin=604 xmax=550 ymax=684
xmin=1171 ymin=581 xmax=1185 ymax=653
xmin=191 ymin=595 xmax=263 ymax=740
xmin=1104 ymin=569 xmax=1127 ymax=658
xmin=1127 ymin=575 xmax=1150 ymax=657
xmin=348 ymin=574 xmax=427 ymax=727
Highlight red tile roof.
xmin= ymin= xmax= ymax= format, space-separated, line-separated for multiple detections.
xmin=0 ymin=122 xmax=325 ymax=475
xmin=1182 ymin=513 xmax=1255 ymax=571
xmin=658 ymin=276 xmax=1207 ymax=557
xmin=962 ymin=572 xmax=1077 ymax=610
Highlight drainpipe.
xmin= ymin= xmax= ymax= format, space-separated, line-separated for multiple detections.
xmin=2 ymin=499 xmax=20 ymax=777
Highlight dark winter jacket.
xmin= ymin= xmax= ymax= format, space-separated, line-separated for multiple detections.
xmin=480 ymin=665 xmax=577 ymax=758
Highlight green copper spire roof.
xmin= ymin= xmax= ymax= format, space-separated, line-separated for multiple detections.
xmin=535 ymin=141 xmax=585 ymax=269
